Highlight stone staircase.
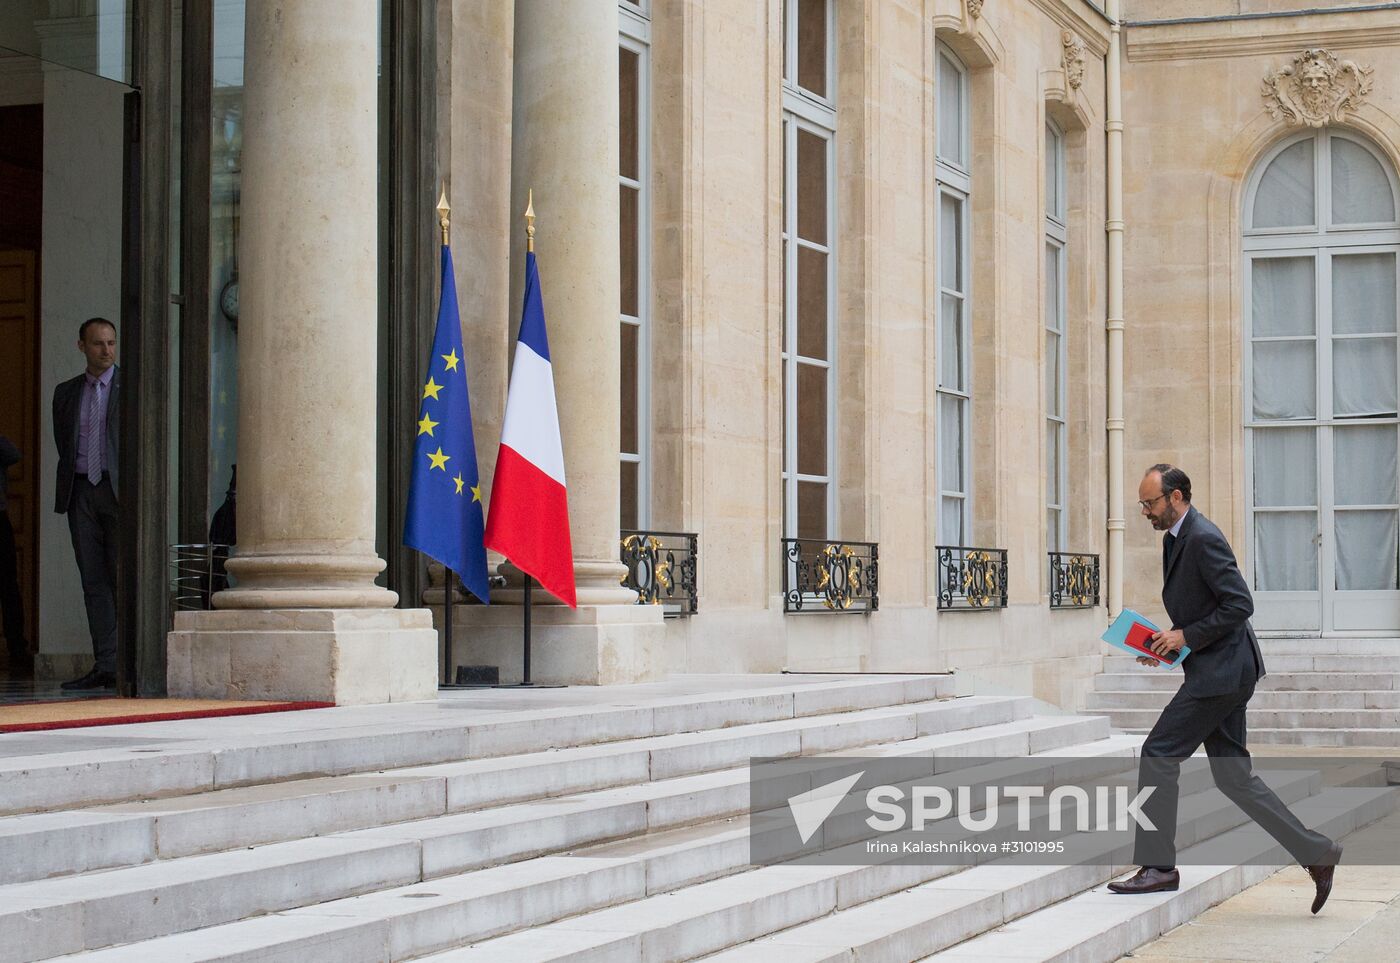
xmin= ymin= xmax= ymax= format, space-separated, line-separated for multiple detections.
xmin=0 ymin=674 xmax=1394 ymax=962
xmin=1087 ymin=638 xmax=1400 ymax=746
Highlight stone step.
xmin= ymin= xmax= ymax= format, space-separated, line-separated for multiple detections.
xmin=0 ymin=674 xmax=957 ymax=817
xmin=1243 ymin=727 xmax=1400 ymax=748
xmin=41 ymin=724 xmax=1130 ymax=962
xmin=1086 ymin=689 xmax=1400 ymax=710
xmin=1102 ymin=652 xmax=1400 ymax=674
xmin=926 ymin=785 xmax=1400 ymax=962
xmin=1102 ymin=707 xmax=1400 ymax=731
xmin=1092 ymin=670 xmax=1399 ymax=692
xmin=410 ymin=769 xmax=1324 ymax=962
xmin=1255 ymin=637 xmax=1400 ymax=654
xmin=0 ymin=690 xmax=998 ymax=887
xmin=0 ymin=707 xmax=1096 ymax=960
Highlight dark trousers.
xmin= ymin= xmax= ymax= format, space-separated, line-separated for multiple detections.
xmin=67 ymin=475 xmax=119 ymax=674
xmin=0 ymin=510 xmax=27 ymax=660
xmin=1133 ymin=681 xmax=1334 ymax=869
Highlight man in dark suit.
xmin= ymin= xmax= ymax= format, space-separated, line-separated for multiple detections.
xmin=53 ymin=317 xmax=120 ymax=690
xmin=1107 ymin=465 xmax=1341 ymax=913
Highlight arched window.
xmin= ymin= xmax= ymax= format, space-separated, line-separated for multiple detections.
xmin=781 ymin=0 xmax=835 ymax=539
xmin=935 ymin=41 xmax=971 ymax=545
xmin=1244 ymin=129 xmax=1400 ymax=633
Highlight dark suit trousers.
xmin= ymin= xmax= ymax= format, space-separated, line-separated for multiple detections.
xmin=1132 ymin=682 xmax=1334 ymax=869
xmin=0 ymin=511 xmax=26 ymax=658
xmin=68 ymin=476 xmax=119 ymax=673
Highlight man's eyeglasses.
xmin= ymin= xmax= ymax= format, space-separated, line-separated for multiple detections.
xmin=1138 ymin=493 xmax=1171 ymax=511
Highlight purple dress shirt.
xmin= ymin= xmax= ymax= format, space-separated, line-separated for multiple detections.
xmin=74 ymin=366 xmax=115 ymax=481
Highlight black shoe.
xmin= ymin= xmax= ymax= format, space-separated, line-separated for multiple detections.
xmin=1305 ymin=842 xmax=1342 ymax=915
xmin=60 ymin=668 xmax=116 ymax=690
xmin=1107 ymin=866 xmax=1180 ymax=894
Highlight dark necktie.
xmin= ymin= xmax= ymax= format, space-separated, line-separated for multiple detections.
xmin=1162 ymin=532 xmax=1176 ymax=579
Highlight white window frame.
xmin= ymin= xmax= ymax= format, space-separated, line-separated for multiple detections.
xmin=1045 ymin=120 xmax=1068 ymax=553
xmin=935 ymin=41 xmax=972 ymax=546
xmin=781 ymin=0 xmax=836 ymax=540
xmin=619 ymin=5 xmax=651 ymax=528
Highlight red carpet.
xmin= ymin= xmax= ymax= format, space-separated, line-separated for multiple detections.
xmin=0 ymin=698 xmax=334 ymax=733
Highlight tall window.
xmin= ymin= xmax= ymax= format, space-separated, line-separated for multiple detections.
xmin=781 ymin=0 xmax=835 ymax=539
xmin=935 ymin=43 xmax=971 ymax=545
xmin=619 ymin=3 xmax=650 ymax=529
xmin=1044 ymin=121 xmax=1068 ymax=552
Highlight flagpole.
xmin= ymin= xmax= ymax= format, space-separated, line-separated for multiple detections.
xmin=436 ymin=188 xmax=458 ymax=685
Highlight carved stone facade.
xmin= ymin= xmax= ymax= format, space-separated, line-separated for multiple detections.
xmin=1062 ymin=31 xmax=1085 ymax=90
xmin=966 ymin=0 xmax=984 ymax=20
xmin=1262 ymin=47 xmax=1374 ymax=129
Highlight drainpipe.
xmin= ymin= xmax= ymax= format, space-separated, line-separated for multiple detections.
xmin=1105 ymin=0 xmax=1125 ymax=616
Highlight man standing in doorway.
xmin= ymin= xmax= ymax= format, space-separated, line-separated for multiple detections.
xmin=1107 ymin=464 xmax=1343 ymax=913
xmin=53 ymin=318 xmax=120 ymax=690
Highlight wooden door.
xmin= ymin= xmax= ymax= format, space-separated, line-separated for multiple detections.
xmin=0 ymin=249 xmax=38 ymax=662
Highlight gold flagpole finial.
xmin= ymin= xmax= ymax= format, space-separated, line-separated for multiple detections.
xmin=524 ymin=189 xmax=536 ymax=253
xmin=436 ymin=187 xmax=451 ymax=246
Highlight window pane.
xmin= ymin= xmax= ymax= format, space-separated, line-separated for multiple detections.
xmin=1251 ymin=257 xmax=1315 ymax=337
xmin=796 ymin=128 xmax=827 ymax=245
xmin=1044 ymin=242 xmax=1062 ymax=333
xmin=1332 ymin=252 xmax=1396 ymax=335
xmin=1254 ymin=511 xmax=1318 ymax=591
xmin=937 ymin=51 xmax=964 ymax=167
xmin=941 ymin=496 xmax=964 ymax=546
xmin=1253 ymin=139 xmax=1314 ymax=229
xmin=620 ymin=321 xmax=639 ymax=455
xmin=1332 ymin=137 xmax=1395 ymax=225
xmin=1253 ymin=427 xmax=1316 ymax=507
xmin=940 ymin=292 xmax=963 ymax=391
xmin=619 ymin=47 xmax=640 ymax=182
xmin=797 ymin=245 xmax=827 ymax=360
xmin=798 ymin=479 xmax=827 ymax=539
xmin=1047 ymin=507 xmax=1062 ymax=553
xmin=939 ymin=394 xmax=964 ymax=495
xmin=939 ymin=193 xmax=962 ymax=293
xmin=620 ymin=184 xmax=639 ymax=317
xmin=1333 ymin=336 xmax=1398 ymax=418
xmin=796 ymin=0 xmax=827 ymax=99
xmin=1046 ymin=421 xmax=1061 ymax=504
xmin=1252 ymin=341 xmax=1316 ymax=420
xmin=1336 ymin=510 xmax=1399 ymax=590
xmin=796 ymin=362 xmax=827 ymax=476
xmin=1045 ymin=125 xmax=1061 ymax=218
xmin=620 ymin=460 xmax=638 ymax=530
xmin=1045 ymin=330 xmax=1061 ymax=414
xmin=1335 ymin=425 xmax=1397 ymax=505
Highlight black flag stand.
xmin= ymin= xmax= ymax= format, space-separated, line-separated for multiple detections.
xmin=493 ymin=574 xmax=564 ymax=689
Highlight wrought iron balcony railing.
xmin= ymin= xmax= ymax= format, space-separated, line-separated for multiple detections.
xmin=782 ymin=538 xmax=878 ymax=614
xmin=1049 ymin=551 xmax=1100 ymax=609
xmin=620 ymin=530 xmax=698 ymax=617
xmin=935 ymin=545 xmax=1009 ymax=610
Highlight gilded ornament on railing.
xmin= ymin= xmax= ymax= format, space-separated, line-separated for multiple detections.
xmin=960 ymin=549 xmax=1000 ymax=608
xmin=1262 ymin=48 xmax=1373 ymax=129
xmin=1065 ymin=555 xmax=1092 ymax=607
xmin=1049 ymin=551 xmax=1100 ymax=610
xmin=782 ymin=538 xmax=878 ymax=614
xmin=619 ymin=530 xmax=699 ymax=616
xmin=936 ymin=546 xmax=1009 ymax=610
xmin=816 ymin=544 xmax=862 ymax=610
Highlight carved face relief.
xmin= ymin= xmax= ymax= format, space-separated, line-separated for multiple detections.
xmin=1263 ymin=48 xmax=1374 ymax=128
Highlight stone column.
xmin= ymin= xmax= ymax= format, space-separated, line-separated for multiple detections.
xmin=166 ymin=0 xmax=436 ymax=704
xmin=453 ymin=0 xmax=664 ymax=684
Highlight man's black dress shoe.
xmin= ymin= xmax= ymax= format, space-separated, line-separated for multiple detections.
xmin=1305 ymin=842 xmax=1342 ymax=914
xmin=1107 ymin=866 xmax=1180 ymax=894
xmin=60 ymin=668 xmax=116 ymax=690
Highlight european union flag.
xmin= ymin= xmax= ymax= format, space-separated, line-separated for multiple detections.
xmin=403 ymin=244 xmax=490 ymax=603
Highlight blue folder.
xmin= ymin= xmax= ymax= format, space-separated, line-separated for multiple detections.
xmin=1102 ymin=608 xmax=1190 ymax=668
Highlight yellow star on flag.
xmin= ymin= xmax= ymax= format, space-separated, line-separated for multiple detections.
xmin=416 ymin=412 xmax=439 ymax=436
xmin=427 ymin=447 xmax=450 ymax=471
xmin=453 ymin=473 xmax=466 ymax=495
xmin=441 ymin=349 xmax=460 ymax=372
xmin=422 ymin=377 xmax=443 ymax=401
xmin=470 ymin=484 xmax=482 ymax=503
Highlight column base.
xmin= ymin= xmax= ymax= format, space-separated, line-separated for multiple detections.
xmin=167 ymin=608 xmax=437 ymax=705
xmin=448 ymin=602 xmax=665 ymax=685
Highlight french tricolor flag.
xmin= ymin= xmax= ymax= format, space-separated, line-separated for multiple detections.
xmin=484 ymin=250 xmax=577 ymax=608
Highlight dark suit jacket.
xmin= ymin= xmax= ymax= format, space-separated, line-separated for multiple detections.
xmin=52 ymin=366 xmax=120 ymax=514
xmin=1164 ymin=505 xmax=1267 ymax=698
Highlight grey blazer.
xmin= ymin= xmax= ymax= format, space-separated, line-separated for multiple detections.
xmin=52 ymin=366 xmax=120 ymax=514
xmin=1163 ymin=505 xmax=1267 ymax=698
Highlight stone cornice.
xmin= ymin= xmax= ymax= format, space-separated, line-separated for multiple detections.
xmin=1028 ymin=0 xmax=1112 ymax=58
xmin=1126 ymin=13 xmax=1400 ymax=63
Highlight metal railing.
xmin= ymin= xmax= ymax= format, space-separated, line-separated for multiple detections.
xmin=782 ymin=538 xmax=878 ymax=614
xmin=1049 ymin=551 xmax=1100 ymax=609
xmin=935 ymin=545 xmax=1008 ymax=610
xmin=620 ymin=530 xmax=698 ymax=617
